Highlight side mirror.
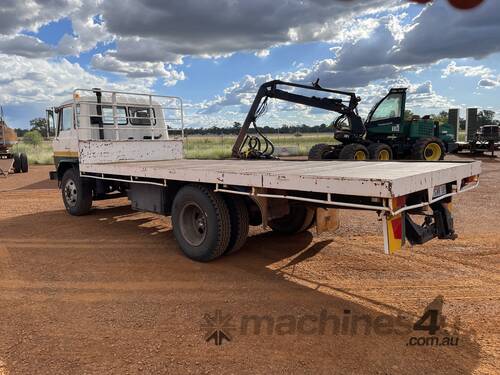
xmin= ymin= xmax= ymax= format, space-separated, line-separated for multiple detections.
xmin=46 ymin=108 xmax=55 ymax=137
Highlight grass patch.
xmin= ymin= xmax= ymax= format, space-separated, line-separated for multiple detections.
xmin=184 ymin=133 xmax=336 ymax=159
xmin=12 ymin=141 xmax=53 ymax=165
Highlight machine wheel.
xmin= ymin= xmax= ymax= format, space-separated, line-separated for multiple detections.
xmin=269 ymin=205 xmax=315 ymax=234
xmin=338 ymin=143 xmax=369 ymax=160
xmin=412 ymin=137 xmax=445 ymax=161
xmin=61 ymin=168 xmax=93 ymax=216
xmin=172 ymin=184 xmax=231 ymax=262
xmin=13 ymin=153 xmax=21 ymax=173
xmin=368 ymin=143 xmax=393 ymax=160
xmin=223 ymin=195 xmax=250 ymax=255
xmin=308 ymin=143 xmax=335 ymax=160
xmin=20 ymin=152 xmax=28 ymax=173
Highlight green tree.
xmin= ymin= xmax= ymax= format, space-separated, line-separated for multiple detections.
xmin=404 ymin=109 xmax=414 ymax=121
xmin=232 ymin=121 xmax=242 ymax=134
xmin=23 ymin=130 xmax=43 ymax=146
xmin=431 ymin=111 xmax=448 ymax=124
xmin=477 ymin=110 xmax=495 ymax=126
xmin=30 ymin=117 xmax=49 ymax=137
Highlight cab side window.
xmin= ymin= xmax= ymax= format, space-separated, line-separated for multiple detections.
xmin=60 ymin=107 xmax=73 ymax=131
xmin=371 ymin=94 xmax=402 ymax=122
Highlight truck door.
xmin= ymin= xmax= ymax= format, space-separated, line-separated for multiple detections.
xmin=53 ymin=105 xmax=79 ymax=161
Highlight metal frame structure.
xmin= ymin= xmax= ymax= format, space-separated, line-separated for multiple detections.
xmin=71 ymin=88 xmax=185 ymax=141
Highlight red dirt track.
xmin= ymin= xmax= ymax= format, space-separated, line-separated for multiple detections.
xmin=0 ymin=155 xmax=499 ymax=374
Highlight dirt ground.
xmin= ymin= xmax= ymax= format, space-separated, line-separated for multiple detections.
xmin=0 ymin=155 xmax=499 ymax=374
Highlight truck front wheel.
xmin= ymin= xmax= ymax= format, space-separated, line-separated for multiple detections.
xmin=172 ymin=184 xmax=231 ymax=262
xmin=61 ymin=168 xmax=93 ymax=216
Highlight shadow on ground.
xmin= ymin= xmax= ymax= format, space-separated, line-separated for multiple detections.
xmin=0 ymin=204 xmax=482 ymax=374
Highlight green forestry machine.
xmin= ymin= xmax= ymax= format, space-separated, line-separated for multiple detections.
xmin=231 ymin=80 xmax=457 ymax=161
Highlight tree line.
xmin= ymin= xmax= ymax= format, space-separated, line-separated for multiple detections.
xmin=15 ymin=110 xmax=498 ymax=139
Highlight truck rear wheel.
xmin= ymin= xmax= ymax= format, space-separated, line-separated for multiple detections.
xmin=412 ymin=137 xmax=445 ymax=161
xmin=338 ymin=143 xmax=369 ymax=160
xmin=308 ymin=143 xmax=335 ymax=160
xmin=269 ymin=205 xmax=315 ymax=234
xmin=224 ymin=195 xmax=249 ymax=255
xmin=368 ymin=143 xmax=393 ymax=160
xmin=13 ymin=153 xmax=21 ymax=173
xmin=20 ymin=152 xmax=28 ymax=173
xmin=61 ymin=168 xmax=93 ymax=216
xmin=172 ymin=184 xmax=231 ymax=262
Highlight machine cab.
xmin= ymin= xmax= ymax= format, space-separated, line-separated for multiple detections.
xmin=365 ymin=88 xmax=407 ymax=133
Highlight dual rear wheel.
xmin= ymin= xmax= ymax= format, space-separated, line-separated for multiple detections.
xmin=172 ymin=184 xmax=314 ymax=262
xmin=12 ymin=152 xmax=28 ymax=173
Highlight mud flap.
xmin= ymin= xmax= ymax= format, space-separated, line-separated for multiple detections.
xmin=382 ymin=197 xmax=406 ymax=254
xmin=382 ymin=213 xmax=405 ymax=254
xmin=315 ymin=208 xmax=340 ymax=235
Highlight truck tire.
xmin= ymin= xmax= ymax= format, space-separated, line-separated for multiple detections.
xmin=412 ymin=137 xmax=445 ymax=161
xmin=20 ymin=152 xmax=28 ymax=173
xmin=223 ymin=195 xmax=249 ymax=255
xmin=61 ymin=168 xmax=93 ymax=216
xmin=368 ymin=143 xmax=393 ymax=160
xmin=338 ymin=143 xmax=369 ymax=160
xmin=172 ymin=184 xmax=231 ymax=262
xmin=13 ymin=153 xmax=21 ymax=173
xmin=308 ymin=143 xmax=335 ymax=160
xmin=269 ymin=205 xmax=315 ymax=234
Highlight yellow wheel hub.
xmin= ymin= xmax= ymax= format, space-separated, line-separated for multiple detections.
xmin=354 ymin=150 xmax=367 ymax=160
xmin=424 ymin=143 xmax=442 ymax=161
xmin=378 ymin=149 xmax=390 ymax=160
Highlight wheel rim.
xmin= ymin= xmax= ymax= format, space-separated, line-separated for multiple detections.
xmin=179 ymin=202 xmax=207 ymax=246
xmin=354 ymin=150 xmax=367 ymax=160
xmin=424 ymin=143 xmax=441 ymax=161
xmin=378 ymin=149 xmax=390 ymax=160
xmin=64 ymin=178 xmax=78 ymax=207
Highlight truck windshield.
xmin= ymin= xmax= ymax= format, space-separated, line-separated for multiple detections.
xmin=370 ymin=94 xmax=402 ymax=122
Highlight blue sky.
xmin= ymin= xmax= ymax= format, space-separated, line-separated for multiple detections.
xmin=0 ymin=0 xmax=499 ymax=129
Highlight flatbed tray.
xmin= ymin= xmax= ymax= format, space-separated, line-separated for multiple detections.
xmin=79 ymin=159 xmax=481 ymax=199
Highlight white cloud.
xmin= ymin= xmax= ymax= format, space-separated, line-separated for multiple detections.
xmin=0 ymin=34 xmax=54 ymax=58
xmin=0 ymin=54 xmax=158 ymax=105
xmin=91 ymin=54 xmax=185 ymax=86
xmin=441 ymin=61 xmax=492 ymax=78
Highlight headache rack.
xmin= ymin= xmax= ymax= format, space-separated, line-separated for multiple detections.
xmin=72 ymin=88 xmax=185 ymax=142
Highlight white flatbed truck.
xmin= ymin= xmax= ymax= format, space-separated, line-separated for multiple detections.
xmin=49 ymin=89 xmax=481 ymax=261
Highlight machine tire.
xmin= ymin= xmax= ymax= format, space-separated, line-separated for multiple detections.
xmin=269 ymin=205 xmax=315 ymax=234
xmin=20 ymin=152 xmax=28 ymax=173
xmin=13 ymin=153 xmax=21 ymax=173
xmin=338 ymin=143 xmax=369 ymax=160
xmin=412 ymin=137 xmax=445 ymax=161
xmin=368 ymin=143 xmax=393 ymax=160
xmin=172 ymin=184 xmax=231 ymax=262
xmin=61 ymin=168 xmax=93 ymax=216
xmin=223 ymin=195 xmax=250 ymax=255
xmin=308 ymin=143 xmax=335 ymax=160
